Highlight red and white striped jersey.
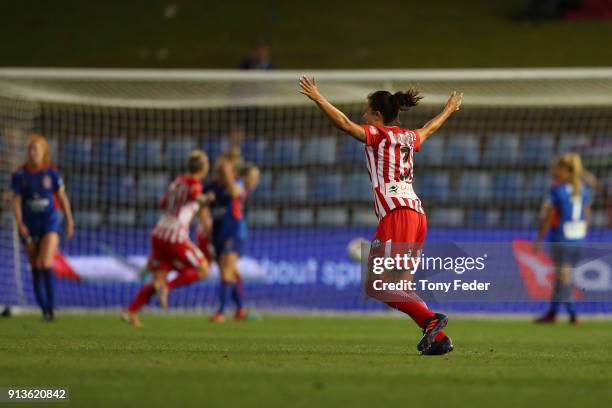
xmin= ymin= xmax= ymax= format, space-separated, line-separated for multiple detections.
xmin=362 ymin=124 xmax=424 ymax=220
xmin=152 ymin=175 xmax=202 ymax=243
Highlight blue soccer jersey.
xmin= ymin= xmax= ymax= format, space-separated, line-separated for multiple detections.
xmin=10 ymin=166 xmax=64 ymax=237
xmin=548 ymin=182 xmax=591 ymax=243
xmin=204 ymin=180 xmax=248 ymax=256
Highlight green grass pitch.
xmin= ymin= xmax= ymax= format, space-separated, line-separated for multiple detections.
xmin=1 ymin=314 xmax=611 ymax=408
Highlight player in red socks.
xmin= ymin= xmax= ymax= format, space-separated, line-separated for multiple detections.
xmin=300 ymin=76 xmax=462 ymax=355
xmin=122 ymin=150 xmax=214 ymax=327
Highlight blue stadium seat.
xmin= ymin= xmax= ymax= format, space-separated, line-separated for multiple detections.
xmin=140 ymin=210 xmax=162 ymax=227
xmin=242 ymin=139 xmax=268 ymax=163
xmin=557 ymin=133 xmax=591 ymax=154
xmin=493 ymin=172 xmax=524 ymax=201
xmin=131 ymin=138 xmax=163 ymax=166
xmin=416 ymin=172 xmax=450 ymax=202
xmin=96 ymin=137 xmax=127 ymax=165
xmin=282 ymin=209 xmax=314 ymax=226
xmin=303 ymin=137 xmax=337 ymax=164
xmin=166 ymin=138 xmax=196 ymax=166
xmin=345 ymin=173 xmax=372 ymax=201
xmin=250 ymin=171 xmax=273 ymax=200
xmin=525 ymin=173 xmax=550 ymax=201
xmin=68 ymin=174 xmax=100 ymax=202
xmin=445 ymin=134 xmax=479 ymax=164
xmin=271 ymin=138 xmax=301 ymax=164
xmin=457 ymin=171 xmax=492 ymax=201
xmin=339 ymin=139 xmax=364 ymax=164
xmin=522 ymin=134 xmax=555 ymax=164
xmin=502 ymin=210 xmax=532 ymax=228
xmin=62 ymin=137 xmax=92 ymax=165
xmin=418 ymin=135 xmax=444 ymax=164
xmin=47 ymin=138 xmax=59 ymax=162
xmin=74 ymin=211 xmax=102 ymax=228
xmin=274 ymin=170 xmax=308 ymax=201
xmin=136 ymin=174 xmax=168 ymax=203
xmin=483 ymin=133 xmax=519 ymax=164
xmin=202 ymin=138 xmax=229 ymax=163
xmin=429 ymin=208 xmax=464 ymax=227
xmin=466 ymin=209 xmax=500 ymax=227
xmin=312 ymin=173 xmax=343 ymax=201
xmin=102 ymin=174 xmax=135 ymax=203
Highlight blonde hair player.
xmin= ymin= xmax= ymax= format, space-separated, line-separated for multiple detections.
xmin=299 ymin=76 xmax=462 ymax=355
xmin=10 ymin=134 xmax=75 ymax=321
xmin=534 ymin=153 xmax=594 ymax=325
xmin=122 ymin=150 xmax=214 ymax=327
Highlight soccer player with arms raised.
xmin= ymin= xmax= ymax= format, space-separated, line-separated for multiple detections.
xmin=205 ymin=155 xmax=260 ymax=322
xmin=123 ymin=150 xmax=214 ymax=327
xmin=299 ymin=76 xmax=462 ymax=355
xmin=10 ymin=134 xmax=75 ymax=321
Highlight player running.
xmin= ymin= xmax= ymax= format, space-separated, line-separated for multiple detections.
xmin=205 ymin=156 xmax=260 ymax=322
xmin=10 ymin=134 xmax=75 ymax=321
xmin=534 ymin=153 xmax=592 ymax=325
xmin=299 ymin=76 xmax=462 ymax=355
xmin=122 ymin=150 xmax=213 ymax=327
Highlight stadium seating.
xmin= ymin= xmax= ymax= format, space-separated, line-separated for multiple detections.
xmin=135 ymin=174 xmax=168 ymax=203
xmin=96 ymin=137 xmax=127 ymax=165
xmin=131 ymin=138 xmax=163 ymax=166
xmin=242 ymin=139 xmax=268 ymax=163
xmin=271 ymin=138 xmax=301 ymax=164
xmin=317 ymin=208 xmax=349 ymax=226
xmin=339 ymin=138 xmax=363 ymax=163
xmin=524 ymin=173 xmax=549 ymax=201
xmin=62 ymin=137 xmax=93 ymax=165
xmin=68 ymin=173 xmax=100 ymax=202
xmin=445 ymin=134 xmax=480 ymax=164
xmin=457 ymin=171 xmax=492 ymax=201
xmin=102 ymin=173 xmax=135 ymax=203
xmin=522 ymin=133 xmax=555 ymax=164
xmin=250 ymin=171 xmax=273 ymax=200
xmin=282 ymin=208 xmax=314 ymax=226
xmin=417 ymin=171 xmax=450 ymax=202
xmin=493 ymin=172 xmax=525 ymax=201
xmin=166 ymin=138 xmax=196 ymax=166
xmin=312 ymin=173 xmax=343 ymax=202
xmin=274 ymin=170 xmax=308 ymax=201
xmin=303 ymin=136 xmax=337 ymax=164
xmin=418 ymin=135 xmax=445 ymax=164
xmin=345 ymin=173 xmax=372 ymax=201
xmin=483 ymin=133 xmax=520 ymax=164
xmin=202 ymin=138 xmax=229 ymax=163
xmin=429 ymin=208 xmax=464 ymax=227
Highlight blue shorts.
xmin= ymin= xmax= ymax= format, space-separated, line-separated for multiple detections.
xmin=550 ymin=243 xmax=583 ymax=267
xmin=213 ymin=235 xmax=245 ymax=257
xmin=22 ymin=214 xmax=62 ymax=245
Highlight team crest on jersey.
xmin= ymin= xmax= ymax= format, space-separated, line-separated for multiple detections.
xmin=42 ymin=175 xmax=52 ymax=189
xmin=371 ymin=238 xmax=381 ymax=249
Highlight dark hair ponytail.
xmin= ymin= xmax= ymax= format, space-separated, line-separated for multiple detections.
xmin=368 ymin=88 xmax=422 ymax=125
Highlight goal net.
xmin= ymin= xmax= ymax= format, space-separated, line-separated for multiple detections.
xmin=1 ymin=68 xmax=611 ymax=313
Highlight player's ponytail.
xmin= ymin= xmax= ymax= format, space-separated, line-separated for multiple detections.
xmin=368 ymin=88 xmax=422 ymax=125
xmin=557 ymin=153 xmax=583 ymax=197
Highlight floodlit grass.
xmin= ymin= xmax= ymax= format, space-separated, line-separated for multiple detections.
xmin=1 ymin=314 xmax=611 ymax=408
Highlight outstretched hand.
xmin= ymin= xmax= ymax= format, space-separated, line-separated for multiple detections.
xmin=299 ymin=76 xmax=322 ymax=102
xmin=445 ymin=91 xmax=463 ymax=112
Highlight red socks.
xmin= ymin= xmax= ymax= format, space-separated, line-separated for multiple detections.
xmin=385 ymin=296 xmax=447 ymax=341
xmin=128 ymin=283 xmax=155 ymax=313
xmin=168 ymin=268 xmax=200 ymax=289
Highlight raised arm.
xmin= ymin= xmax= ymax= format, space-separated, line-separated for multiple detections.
xmin=299 ymin=76 xmax=366 ymax=143
xmin=416 ymin=91 xmax=463 ymax=144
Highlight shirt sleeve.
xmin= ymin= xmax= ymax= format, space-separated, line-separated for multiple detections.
xmin=189 ymin=182 xmax=203 ymax=201
xmin=51 ymin=169 xmax=64 ymax=192
xmin=10 ymin=172 xmax=22 ymax=195
xmin=362 ymin=125 xmax=382 ymax=147
xmin=548 ymin=186 xmax=561 ymax=208
xmin=412 ymin=130 xmax=421 ymax=152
